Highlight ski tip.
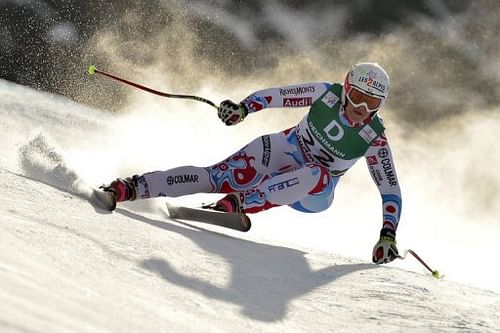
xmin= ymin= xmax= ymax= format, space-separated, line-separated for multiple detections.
xmin=89 ymin=188 xmax=116 ymax=212
xmin=239 ymin=214 xmax=252 ymax=232
xmin=87 ymin=65 xmax=97 ymax=75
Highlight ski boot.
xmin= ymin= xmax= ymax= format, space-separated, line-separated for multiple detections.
xmin=203 ymin=193 xmax=250 ymax=230
xmin=205 ymin=193 xmax=245 ymax=213
xmin=100 ymin=176 xmax=138 ymax=202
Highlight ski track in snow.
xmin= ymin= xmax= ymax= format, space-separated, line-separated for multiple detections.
xmin=1 ymin=79 xmax=499 ymax=332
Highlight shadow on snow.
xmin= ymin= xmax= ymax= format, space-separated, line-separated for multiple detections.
xmin=117 ymin=208 xmax=375 ymax=322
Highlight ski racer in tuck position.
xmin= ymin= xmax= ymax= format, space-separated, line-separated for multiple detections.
xmin=102 ymin=62 xmax=402 ymax=265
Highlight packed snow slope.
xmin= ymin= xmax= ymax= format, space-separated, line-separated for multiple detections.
xmin=1 ymin=80 xmax=499 ymax=332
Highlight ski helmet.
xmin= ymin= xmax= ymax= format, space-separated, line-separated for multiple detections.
xmin=342 ymin=62 xmax=390 ymax=111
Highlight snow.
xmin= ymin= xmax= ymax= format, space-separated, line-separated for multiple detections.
xmin=0 ymin=79 xmax=499 ymax=332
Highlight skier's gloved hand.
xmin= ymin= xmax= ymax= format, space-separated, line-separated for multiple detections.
xmin=218 ymin=99 xmax=248 ymax=126
xmin=372 ymin=228 xmax=399 ymax=264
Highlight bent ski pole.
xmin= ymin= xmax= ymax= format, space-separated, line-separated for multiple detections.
xmin=87 ymin=65 xmax=218 ymax=109
xmin=397 ymin=249 xmax=442 ymax=279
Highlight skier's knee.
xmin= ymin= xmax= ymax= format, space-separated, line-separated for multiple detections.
xmin=288 ymin=163 xmax=337 ymax=213
xmin=303 ymin=163 xmax=333 ymax=193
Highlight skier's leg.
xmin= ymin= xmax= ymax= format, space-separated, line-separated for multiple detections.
xmin=239 ymin=163 xmax=336 ymax=214
xmin=101 ymin=166 xmax=215 ymax=202
xmin=135 ymin=166 xmax=216 ymax=199
xmin=110 ymin=128 xmax=306 ymax=202
xmin=108 ymin=136 xmax=270 ymax=201
xmin=205 ymin=128 xmax=307 ymax=193
xmin=132 ymin=135 xmax=270 ymax=199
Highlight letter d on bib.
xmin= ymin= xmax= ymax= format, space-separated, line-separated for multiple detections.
xmin=324 ymin=120 xmax=344 ymax=141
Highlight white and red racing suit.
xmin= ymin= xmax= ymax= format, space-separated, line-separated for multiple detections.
xmin=134 ymin=82 xmax=402 ymax=231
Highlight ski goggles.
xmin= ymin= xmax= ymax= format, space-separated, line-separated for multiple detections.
xmin=346 ymin=87 xmax=383 ymax=111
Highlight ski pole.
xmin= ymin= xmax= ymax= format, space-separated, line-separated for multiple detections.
xmin=397 ymin=249 xmax=442 ymax=279
xmin=87 ymin=65 xmax=218 ymax=109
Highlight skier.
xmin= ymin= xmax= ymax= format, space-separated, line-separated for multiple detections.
xmin=102 ymin=62 xmax=402 ymax=265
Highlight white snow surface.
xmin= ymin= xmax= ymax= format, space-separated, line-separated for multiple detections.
xmin=1 ymin=79 xmax=499 ymax=332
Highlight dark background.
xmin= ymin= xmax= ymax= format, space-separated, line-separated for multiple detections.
xmin=1 ymin=0 xmax=498 ymax=124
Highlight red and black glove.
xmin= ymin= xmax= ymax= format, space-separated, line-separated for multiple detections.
xmin=218 ymin=100 xmax=248 ymax=125
xmin=372 ymin=228 xmax=399 ymax=264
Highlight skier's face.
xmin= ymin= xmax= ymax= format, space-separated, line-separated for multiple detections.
xmin=345 ymin=100 xmax=371 ymax=123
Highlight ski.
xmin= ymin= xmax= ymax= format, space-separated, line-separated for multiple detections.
xmin=89 ymin=188 xmax=116 ymax=211
xmin=166 ymin=203 xmax=251 ymax=232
